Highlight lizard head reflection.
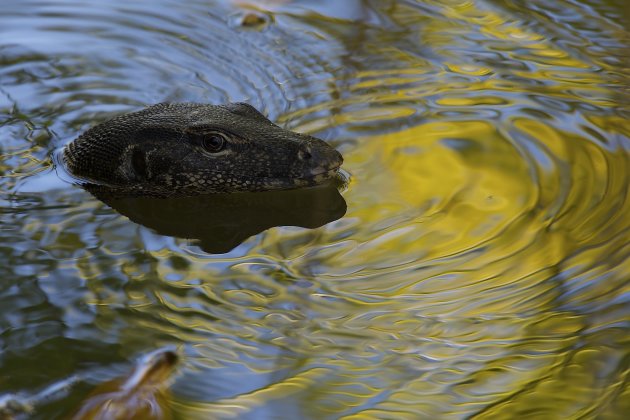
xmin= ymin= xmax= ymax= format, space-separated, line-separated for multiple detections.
xmin=89 ymin=182 xmax=346 ymax=254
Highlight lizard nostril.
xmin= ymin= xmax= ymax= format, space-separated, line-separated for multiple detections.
xmin=298 ymin=147 xmax=312 ymax=161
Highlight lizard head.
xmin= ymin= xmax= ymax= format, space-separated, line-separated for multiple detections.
xmin=63 ymin=102 xmax=343 ymax=196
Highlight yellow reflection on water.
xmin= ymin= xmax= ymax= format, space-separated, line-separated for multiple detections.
xmin=51 ymin=0 xmax=629 ymax=418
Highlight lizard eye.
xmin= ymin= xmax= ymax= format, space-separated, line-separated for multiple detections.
xmin=201 ymin=134 xmax=226 ymax=153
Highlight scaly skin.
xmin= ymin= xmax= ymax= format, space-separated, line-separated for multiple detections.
xmin=63 ymin=102 xmax=343 ymax=196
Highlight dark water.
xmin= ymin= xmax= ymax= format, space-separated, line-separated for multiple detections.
xmin=1 ymin=0 xmax=629 ymax=418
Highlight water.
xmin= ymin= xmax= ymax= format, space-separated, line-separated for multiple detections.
xmin=1 ymin=0 xmax=629 ymax=418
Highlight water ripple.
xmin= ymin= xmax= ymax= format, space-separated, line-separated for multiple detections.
xmin=1 ymin=0 xmax=629 ymax=418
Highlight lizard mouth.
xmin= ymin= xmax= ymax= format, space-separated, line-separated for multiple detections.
xmin=307 ymin=150 xmax=343 ymax=178
xmin=309 ymin=165 xmax=341 ymax=177
xmin=292 ymin=167 xmax=340 ymax=187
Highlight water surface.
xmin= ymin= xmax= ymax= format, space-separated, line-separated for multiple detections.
xmin=1 ymin=0 xmax=629 ymax=418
